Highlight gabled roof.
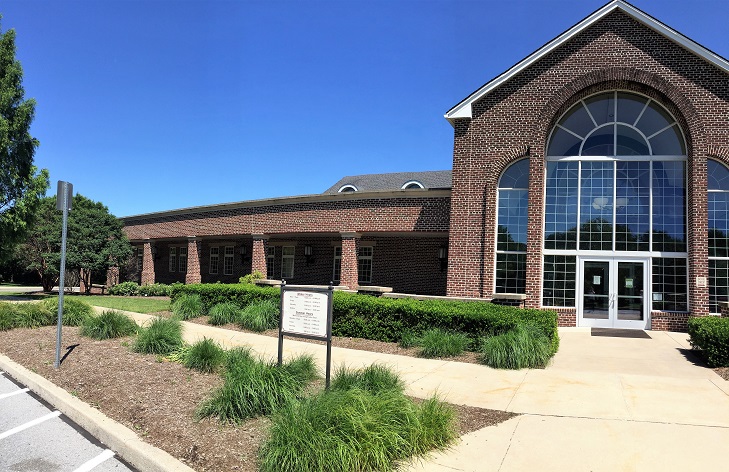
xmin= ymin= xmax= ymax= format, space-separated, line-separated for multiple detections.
xmin=324 ymin=170 xmax=452 ymax=194
xmin=445 ymin=0 xmax=729 ymax=126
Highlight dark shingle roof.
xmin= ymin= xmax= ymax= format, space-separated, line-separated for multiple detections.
xmin=324 ymin=170 xmax=452 ymax=194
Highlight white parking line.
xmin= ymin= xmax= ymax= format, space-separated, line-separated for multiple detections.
xmin=0 ymin=388 xmax=29 ymax=400
xmin=72 ymin=449 xmax=116 ymax=472
xmin=0 ymin=410 xmax=61 ymax=440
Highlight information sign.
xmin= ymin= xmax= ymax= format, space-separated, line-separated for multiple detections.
xmin=281 ymin=290 xmax=329 ymax=338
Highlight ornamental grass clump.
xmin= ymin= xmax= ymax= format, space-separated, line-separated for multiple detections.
xmin=479 ymin=323 xmax=552 ymax=369
xmin=13 ymin=302 xmax=54 ymax=328
xmin=183 ymin=337 xmax=226 ymax=373
xmin=259 ymin=387 xmax=457 ymax=472
xmin=330 ymin=363 xmax=405 ymax=394
xmin=208 ymin=302 xmax=240 ymax=326
xmin=238 ymin=299 xmax=279 ymax=332
xmin=80 ymin=310 xmax=138 ymax=340
xmin=197 ymin=352 xmax=318 ymax=423
xmin=44 ymin=298 xmax=94 ymax=326
xmin=418 ymin=328 xmax=470 ymax=358
xmin=0 ymin=302 xmax=17 ymax=330
xmin=171 ymin=293 xmax=204 ymax=320
xmin=133 ymin=317 xmax=184 ymax=355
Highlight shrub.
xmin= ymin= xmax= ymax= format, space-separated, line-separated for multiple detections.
xmin=0 ymin=303 xmax=17 ymax=330
xmin=418 ymin=328 xmax=470 ymax=358
xmin=171 ymin=293 xmax=204 ymax=320
xmin=170 ymin=283 xmax=279 ymax=313
xmin=688 ymin=316 xmax=729 ymax=367
xmin=259 ymin=388 xmax=456 ymax=472
xmin=330 ymin=363 xmax=405 ymax=394
xmin=197 ymin=353 xmax=316 ymax=423
xmin=133 ymin=317 xmax=184 ymax=355
xmin=399 ymin=331 xmax=420 ymax=348
xmin=208 ymin=302 xmax=240 ymax=326
xmin=138 ymin=283 xmax=172 ymax=297
xmin=80 ymin=310 xmax=138 ymax=340
xmin=108 ymin=281 xmax=140 ymax=296
xmin=44 ymin=298 xmax=94 ymax=326
xmin=479 ymin=324 xmax=552 ymax=369
xmin=183 ymin=338 xmax=226 ymax=373
xmin=238 ymin=299 xmax=279 ymax=332
xmin=13 ymin=302 xmax=54 ymax=328
xmin=239 ymin=270 xmax=265 ymax=285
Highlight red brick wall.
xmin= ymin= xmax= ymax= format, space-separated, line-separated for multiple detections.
xmin=446 ymin=10 xmax=729 ymax=326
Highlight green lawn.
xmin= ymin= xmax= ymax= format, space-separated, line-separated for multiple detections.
xmin=66 ymin=295 xmax=170 ymax=314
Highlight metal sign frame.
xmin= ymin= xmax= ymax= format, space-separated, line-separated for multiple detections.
xmin=54 ymin=181 xmax=73 ymax=368
xmin=277 ymin=282 xmax=334 ymax=388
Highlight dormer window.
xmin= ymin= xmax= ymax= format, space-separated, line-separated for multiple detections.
xmin=402 ymin=181 xmax=424 ymax=189
xmin=338 ymin=184 xmax=358 ymax=193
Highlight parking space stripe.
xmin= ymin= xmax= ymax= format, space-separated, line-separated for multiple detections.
xmin=0 ymin=388 xmax=29 ymax=400
xmin=72 ymin=449 xmax=116 ymax=472
xmin=0 ymin=410 xmax=61 ymax=440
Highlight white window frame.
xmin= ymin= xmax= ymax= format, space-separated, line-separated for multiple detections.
xmin=136 ymin=247 xmax=143 ymax=272
xmin=266 ymin=246 xmax=275 ymax=278
xmin=209 ymin=247 xmax=219 ymax=275
xmin=333 ymin=246 xmax=342 ymax=283
xmin=358 ymin=246 xmax=373 ymax=283
xmin=281 ymin=246 xmax=295 ymax=279
xmin=401 ymin=180 xmax=424 ymax=189
xmin=338 ymin=184 xmax=358 ymax=193
xmin=179 ymin=246 xmax=188 ymax=273
xmin=224 ymin=246 xmax=234 ymax=275
xmin=169 ymin=247 xmax=177 ymax=272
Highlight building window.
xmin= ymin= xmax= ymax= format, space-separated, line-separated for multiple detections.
xmin=338 ymin=184 xmax=358 ymax=193
xmin=281 ymin=246 xmax=295 ymax=279
xmin=179 ymin=247 xmax=188 ymax=273
xmin=136 ymin=247 xmax=143 ymax=272
xmin=402 ymin=180 xmax=424 ymax=189
xmin=708 ymin=159 xmax=729 ymax=313
xmin=333 ymin=246 xmax=342 ymax=283
xmin=224 ymin=246 xmax=234 ymax=275
xmin=358 ymin=246 xmax=373 ymax=283
xmin=169 ymin=247 xmax=177 ymax=272
xmin=652 ymin=257 xmax=687 ymax=311
xmin=266 ymin=246 xmax=275 ymax=278
xmin=543 ymin=255 xmax=576 ymax=307
xmin=209 ymin=247 xmax=219 ymax=275
xmin=496 ymin=159 xmax=528 ymax=293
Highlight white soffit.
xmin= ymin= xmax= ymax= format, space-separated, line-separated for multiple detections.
xmin=444 ymin=0 xmax=729 ymax=125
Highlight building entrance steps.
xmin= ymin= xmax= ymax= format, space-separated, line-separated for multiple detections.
xmin=99 ymin=309 xmax=729 ymax=470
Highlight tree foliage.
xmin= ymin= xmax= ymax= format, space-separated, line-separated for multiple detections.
xmin=18 ymin=194 xmax=132 ymax=291
xmin=0 ymin=20 xmax=49 ymax=262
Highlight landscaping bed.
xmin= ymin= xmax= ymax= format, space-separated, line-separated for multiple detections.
xmin=0 ymin=326 xmax=516 ymax=471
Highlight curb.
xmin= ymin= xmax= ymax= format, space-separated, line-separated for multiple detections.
xmin=0 ymin=354 xmax=195 ymax=472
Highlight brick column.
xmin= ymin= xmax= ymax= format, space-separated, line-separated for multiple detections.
xmin=106 ymin=266 xmax=119 ymax=287
xmin=185 ymin=238 xmax=202 ymax=284
xmin=251 ymin=235 xmax=269 ymax=278
xmin=141 ymin=241 xmax=155 ymax=285
xmin=340 ymin=232 xmax=360 ymax=290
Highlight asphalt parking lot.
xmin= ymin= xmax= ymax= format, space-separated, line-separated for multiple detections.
xmin=0 ymin=371 xmax=134 ymax=472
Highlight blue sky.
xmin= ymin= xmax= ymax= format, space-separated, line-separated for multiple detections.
xmin=3 ymin=0 xmax=728 ymax=218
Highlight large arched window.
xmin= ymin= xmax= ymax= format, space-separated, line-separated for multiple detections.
xmin=543 ymin=91 xmax=687 ymax=312
xmin=495 ymin=159 xmax=529 ymax=293
xmin=708 ymin=159 xmax=729 ymax=313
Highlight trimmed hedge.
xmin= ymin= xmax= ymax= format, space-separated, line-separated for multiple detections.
xmin=688 ymin=316 xmax=729 ymax=367
xmin=171 ymin=284 xmax=559 ymax=355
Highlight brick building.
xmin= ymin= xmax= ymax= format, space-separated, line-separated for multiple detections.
xmin=121 ymin=0 xmax=729 ymax=331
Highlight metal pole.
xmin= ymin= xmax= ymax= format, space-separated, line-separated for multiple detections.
xmin=54 ymin=183 xmax=69 ymax=369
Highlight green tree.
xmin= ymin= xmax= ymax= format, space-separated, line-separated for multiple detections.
xmin=18 ymin=195 xmax=132 ymax=292
xmin=0 ymin=19 xmax=49 ymax=262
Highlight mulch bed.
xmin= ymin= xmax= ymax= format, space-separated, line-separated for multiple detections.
xmin=0 ymin=326 xmax=516 ymax=472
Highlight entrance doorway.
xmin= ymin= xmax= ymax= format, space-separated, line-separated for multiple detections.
xmin=579 ymin=258 xmax=649 ymax=329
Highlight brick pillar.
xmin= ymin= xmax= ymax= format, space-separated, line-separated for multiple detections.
xmin=141 ymin=241 xmax=155 ymax=285
xmin=688 ymin=154 xmax=709 ymax=316
xmin=185 ymin=238 xmax=202 ymax=284
xmin=106 ymin=266 xmax=119 ymax=287
xmin=340 ymin=232 xmax=360 ymax=290
xmin=251 ymin=235 xmax=269 ymax=278
xmin=79 ymin=268 xmax=89 ymax=293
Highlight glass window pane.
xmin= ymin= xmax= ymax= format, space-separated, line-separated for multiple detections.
xmin=584 ymin=93 xmax=615 ymax=126
xmin=580 ymin=162 xmax=614 ymax=250
xmin=649 ymin=125 xmax=684 ymax=155
xmin=652 ymin=258 xmax=688 ymax=311
xmin=543 ymin=255 xmax=576 ymax=307
xmin=615 ymin=161 xmax=650 ymax=251
xmin=652 ymin=161 xmax=686 ymax=252
xmin=545 ymin=162 xmax=578 ymax=250
xmin=495 ymin=253 xmax=526 ymax=294
xmin=497 ymin=189 xmax=528 ymax=251
xmin=709 ymin=192 xmax=729 ymax=257
xmin=548 ymin=127 xmax=582 ymax=156
xmin=498 ymin=159 xmax=530 ymax=189
xmin=636 ymin=102 xmax=674 ymax=137
xmin=709 ymin=259 xmax=729 ymax=314
xmin=559 ymin=102 xmax=595 ymax=138
xmin=617 ymin=92 xmax=647 ymax=126
xmin=709 ymin=160 xmax=729 ymax=191
xmin=616 ymin=124 xmax=649 ymax=156
xmin=582 ymin=125 xmax=614 ymax=156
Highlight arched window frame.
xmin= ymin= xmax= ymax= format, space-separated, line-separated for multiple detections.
xmin=708 ymin=159 xmax=729 ymax=313
xmin=495 ymin=158 xmax=529 ymax=294
xmin=402 ymin=180 xmax=424 ymax=189
xmin=338 ymin=184 xmax=358 ymax=193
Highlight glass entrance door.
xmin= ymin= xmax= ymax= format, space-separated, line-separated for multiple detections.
xmin=579 ymin=258 xmax=648 ymax=329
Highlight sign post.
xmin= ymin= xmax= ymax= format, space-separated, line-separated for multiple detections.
xmin=278 ymin=282 xmax=334 ymax=388
xmin=54 ymin=181 xmax=73 ymax=369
